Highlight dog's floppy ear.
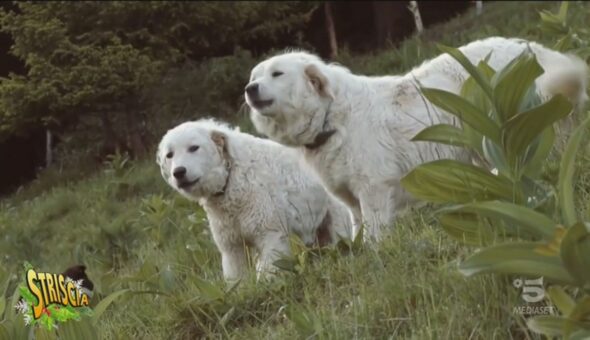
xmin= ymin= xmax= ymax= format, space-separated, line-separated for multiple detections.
xmin=210 ymin=130 xmax=227 ymax=157
xmin=156 ymin=142 xmax=171 ymax=180
xmin=156 ymin=145 xmax=163 ymax=166
xmin=305 ymin=64 xmax=333 ymax=98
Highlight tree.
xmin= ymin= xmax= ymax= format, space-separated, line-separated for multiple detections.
xmin=0 ymin=3 xmax=170 ymax=156
xmin=475 ymin=1 xmax=483 ymax=16
xmin=0 ymin=2 xmax=317 ymax=157
xmin=324 ymin=2 xmax=338 ymax=59
xmin=408 ymin=1 xmax=424 ymax=34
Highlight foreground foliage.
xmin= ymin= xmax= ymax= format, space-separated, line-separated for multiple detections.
xmin=402 ymin=4 xmax=590 ymax=338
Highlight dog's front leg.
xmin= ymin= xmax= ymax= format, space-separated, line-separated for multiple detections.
xmin=332 ymin=186 xmax=363 ymax=241
xmin=209 ymin=220 xmax=249 ymax=282
xmin=255 ymin=230 xmax=291 ymax=281
xmin=219 ymin=244 xmax=248 ymax=282
xmin=359 ymin=186 xmax=394 ymax=243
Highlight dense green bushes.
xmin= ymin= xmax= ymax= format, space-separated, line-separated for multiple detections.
xmin=0 ymin=2 xmax=315 ymax=159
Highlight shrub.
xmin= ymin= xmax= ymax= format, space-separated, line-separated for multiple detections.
xmin=401 ymin=28 xmax=590 ymax=339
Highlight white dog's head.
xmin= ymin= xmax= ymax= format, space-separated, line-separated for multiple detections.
xmin=157 ymin=120 xmax=231 ymax=200
xmin=245 ymin=51 xmax=337 ymax=147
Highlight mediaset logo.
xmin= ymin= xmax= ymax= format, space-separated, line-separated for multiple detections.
xmin=512 ymin=277 xmax=556 ymax=315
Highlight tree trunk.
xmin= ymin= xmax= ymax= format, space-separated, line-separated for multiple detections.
xmin=123 ymin=102 xmax=148 ymax=158
xmin=324 ymin=2 xmax=338 ymax=59
xmin=128 ymin=132 xmax=146 ymax=158
xmin=408 ymin=1 xmax=424 ymax=34
xmin=475 ymin=1 xmax=483 ymax=16
xmin=100 ymin=111 xmax=124 ymax=156
xmin=45 ymin=129 xmax=52 ymax=168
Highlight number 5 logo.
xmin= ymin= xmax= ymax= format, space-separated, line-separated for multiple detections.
xmin=521 ymin=277 xmax=545 ymax=303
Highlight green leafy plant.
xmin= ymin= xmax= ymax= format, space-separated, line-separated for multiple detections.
xmin=103 ymin=151 xmax=133 ymax=178
xmin=539 ymin=2 xmax=590 ymax=60
xmin=401 ymin=40 xmax=590 ymax=338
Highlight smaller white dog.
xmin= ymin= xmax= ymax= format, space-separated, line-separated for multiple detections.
xmin=157 ymin=119 xmax=353 ymax=282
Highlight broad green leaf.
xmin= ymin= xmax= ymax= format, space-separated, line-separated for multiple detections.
xmin=519 ymin=175 xmax=555 ymax=210
xmin=560 ymin=222 xmax=590 ymax=285
xmin=273 ymin=258 xmax=297 ymax=274
xmin=401 ymin=159 xmax=522 ymax=204
xmin=523 ymin=125 xmax=555 ymax=179
xmin=91 ymin=289 xmax=130 ymax=325
xmin=559 ymin=116 xmax=590 ymax=227
xmin=285 ymin=304 xmax=318 ymax=338
xmin=460 ymin=59 xmax=497 ymax=151
xmin=539 ymin=9 xmax=569 ymax=35
xmin=482 ymin=136 xmax=512 ymax=179
xmin=482 ymin=52 xmax=494 ymax=68
xmin=420 ymin=88 xmax=501 ymax=143
xmin=570 ymin=330 xmax=590 ymax=340
xmin=536 ymin=225 xmax=567 ymax=257
xmin=503 ymin=95 xmax=572 ymax=162
xmin=554 ymin=33 xmax=573 ymax=52
xmin=565 ymin=301 xmax=590 ymax=339
xmin=527 ymin=315 xmax=566 ymax=337
xmin=568 ymin=296 xmax=590 ymax=323
xmin=458 ymin=242 xmax=576 ymax=284
xmin=546 ymin=286 xmax=575 ymax=316
xmin=411 ymin=124 xmax=475 ymax=149
xmin=438 ymin=201 xmax=556 ymax=240
xmin=438 ymin=212 xmax=492 ymax=246
xmin=437 ymin=44 xmax=494 ymax=100
xmin=492 ymin=49 xmax=544 ymax=122
xmin=193 ymin=277 xmax=225 ymax=302
xmin=539 ymin=11 xmax=561 ymax=26
xmin=518 ymin=82 xmax=543 ymax=113
xmin=461 ymin=59 xmax=496 ymax=99
xmin=219 ymin=306 xmax=236 ymax=328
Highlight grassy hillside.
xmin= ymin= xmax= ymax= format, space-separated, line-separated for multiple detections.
xmin=1 ymin=1 xmax=589 ymax=339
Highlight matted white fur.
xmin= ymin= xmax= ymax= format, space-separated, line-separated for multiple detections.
xmin=245 ymin=36 xmax=589 ymax=242
xmin=157 ymin=119 xmax=353 ymax=281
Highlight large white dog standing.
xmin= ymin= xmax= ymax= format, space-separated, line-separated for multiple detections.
xmin=157 ymin=119 xmax=353 ymax=282
xmin=245 ymin=37 xmax=588 ymax=242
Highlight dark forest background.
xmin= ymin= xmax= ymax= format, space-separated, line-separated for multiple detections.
xmin=0 ymin=1 xmax=472 ymax=195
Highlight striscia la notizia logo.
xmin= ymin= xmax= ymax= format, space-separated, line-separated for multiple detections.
xmin=15 ymin=263 xmax=93 ymax=330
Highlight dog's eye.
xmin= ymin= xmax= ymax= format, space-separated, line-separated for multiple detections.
xmin=188 ymin=145 xmax=200 ymax=153
xmin=272 ymin=71 xmax=284 ymax=78
xmin=166 ymin=152 xmax=173 ymax=159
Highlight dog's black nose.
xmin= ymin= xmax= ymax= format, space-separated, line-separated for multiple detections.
xmin=173 ymin=166 xmax=187 ymax=179
xmin=245 ymin=83 xmax=259 ymax=97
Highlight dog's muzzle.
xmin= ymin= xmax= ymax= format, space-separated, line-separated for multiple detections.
xmin=177 ymin=178 xmax=199 ymax=190
xmin=245 ymin=83 xmax=274 ymax=110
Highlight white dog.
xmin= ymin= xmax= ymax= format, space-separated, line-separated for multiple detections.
xmin=245 ymin=37 xmax=588 ymax=242
xmin=157 ymin=119 xmax=353 ymax=282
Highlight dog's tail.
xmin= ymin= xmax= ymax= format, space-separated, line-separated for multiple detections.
xmin=538 ymin=52 xmax=589 ymax=112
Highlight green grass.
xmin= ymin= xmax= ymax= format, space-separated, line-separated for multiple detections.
xmin=2 ymin=1 xmax=590 ymax=339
